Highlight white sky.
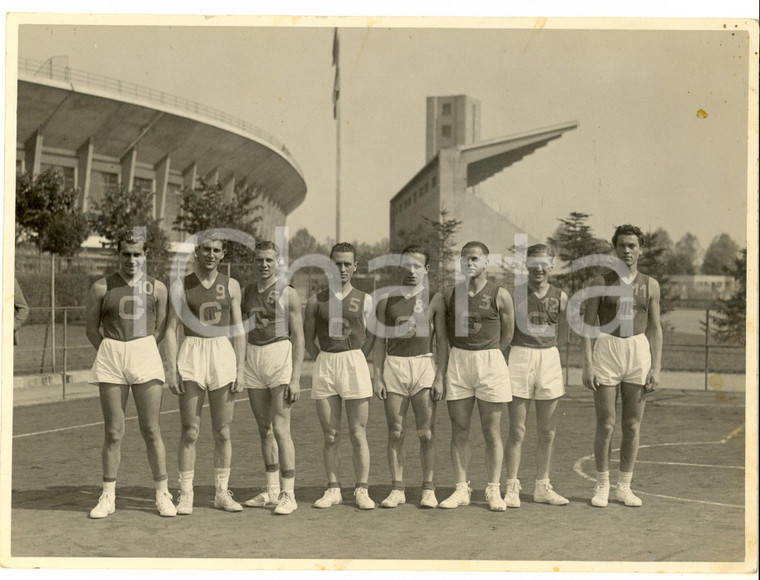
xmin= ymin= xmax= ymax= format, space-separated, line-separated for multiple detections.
xmin=7 ymin=12 xmax=757 ymax=255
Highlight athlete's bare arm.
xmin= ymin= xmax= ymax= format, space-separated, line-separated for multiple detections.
xmin=303 ymin=294 xmax=321 ymax=361
xmin=644 ymin=278 xmax=663 ymax=393
xmin=165 ymin=279 xmax=184 ymax=395
xmin=285 ymin=286 xmax=305 ymax=403
xmin=85 ymin=278 xmax=107 ymax=350
xmin=557 ymin=291 xmax=569 ymax=348
xmin=371 ymin=297 xmax=388 ymax=400
xmin=430 ymin=292 xmax=448 ymax=401
xmin=496 ymin=287 xmax=515 ymax=358
xmin=228 ymin=278 xmax=246 ymax=393
xmin=361 ymin=294 xmax=376 ymax=358
xmin=153 ymin=280 xmax=168 ymax=344
xmin=581 ymin=275 xmax=604 ymax=391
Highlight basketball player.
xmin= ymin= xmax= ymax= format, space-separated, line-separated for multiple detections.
xmin=372 ymin=245 xmax=447 ymax=509
xmin=440 ymin=241 xmax=514 ymax=511
xmin=504 ymin=244 xmax=569 ymax=508
xmin=304 ymin=242 xmax=376 ymax=509
xmin=240 ymin=241 xmax=304 ymax=516
xmin=582 ymin=224 xmax=662 ymax=507
xmin=165 ymin=232 xmax=246 ymax=514
xmin=85 ymin=229 xmax=175 ymax=518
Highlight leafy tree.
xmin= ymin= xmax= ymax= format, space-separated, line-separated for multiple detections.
xmin=709 ymin=248 xmax=746 ymax=344
xmin=546 ymin=211 xmax=610 ymax=296
xmin=701 ymin=233 xmax=740 ymax=275
xmin=15 ymin=168 xmax=90 ymax=256
xmin=90 ymin=184 xmax=170 ymax=263
xmin=287 ymin=228 xmax=329 ymax=261
xmin=668 ymin=232 xmax=701 ymax=275
xmin=639 ymin=229 xmax=677 ymax=314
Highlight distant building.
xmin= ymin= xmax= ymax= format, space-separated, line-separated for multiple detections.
xmin=390 ymin=94 xmax=577 ymax=263
xmin=670 ymin=275 xmax=736 ymax=300
xmin=16 ymin=58 xmax=307 ymax=247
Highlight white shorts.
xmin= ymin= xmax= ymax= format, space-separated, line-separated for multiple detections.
xmin=384 ymin=354 xmax=436 ymax=398
xmin=89 ymin=336 xmax=165 ymax=386
xmin=508 ymin=346 xmax=564 ymax=400
xmin=593 ymin=333 xmax=652 ymax=386
xmin=244 ymin=340 xmax=293 ymax=389
xmin=177 ymin=336 xmax=237 ymax=391
xmin=311 ymin=350 xmax=372 ymax=400
xmin=446 ymin=347 xmax=512 ymax=403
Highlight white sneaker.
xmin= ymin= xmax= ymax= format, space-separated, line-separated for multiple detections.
xmin=243 ymin=485 xmax=280 ymax=508
xmin=380 ymin=489 xmax=406 ymax=508
xmin=313 ymin=487 xmax=343 ymax=508
xmin=353 ymin=487 xmax=376 ymax=510
xmin=591 ymin=482 xmax=610 ymax=507
xmin=615 ymin=482 xmax=643 ymax=507
xmin=505 ymin=480 xmax=522 ymax=508
xmin=439 ymin=482 xmax=472 ymax=509
xmin=534 ymin=482 xmax=569 ymax=506
xmin=419 ymin=489 xmax=438 ymax=509
xmin=176 ymin=490 xmax=194 ymax=515
xmin=485 ymin=484 xmax=507 ymax=511
xmin=156 ymin=491 xmax=177 ymax=517
xmin=273 ymin=491 xmax=298 ymax=515
xmin=89 ymin=492 xmax=115 ymax=519
xmin=214 ymin=490 xmax=243 ymax=512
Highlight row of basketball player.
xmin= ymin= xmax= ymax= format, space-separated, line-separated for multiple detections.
xmin=85 ymin=223 xmax=661 ymax=519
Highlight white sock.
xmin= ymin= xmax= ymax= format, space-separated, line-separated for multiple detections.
xmin=282 ymin=477 xmax=295 ymax=493
xmin=103 ymin=481 xmax=116 ymax=495
xmin=618 ymin=471 xmax=633 ymax=486
xmin=215 ymin=467 xmax=231 ymax=494
xmin=154 ymin=479 xmax=169 ymax=494
xmin=179 ymin=471 xmax=194 ymax=493
xmin=536 ymin=478 xmax=550 ymax=488
xmin=596 ymin=471 xmax=610 ymax=485
xmin=487 ymin=482 xmax=501 ymax=489
xmin=266 ymin=470 xmax=280 ymax=490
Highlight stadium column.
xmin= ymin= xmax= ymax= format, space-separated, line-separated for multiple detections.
xmin=222 ymin=174 xmax=236 ymax=202
xmin=204 ymin=167 xmax=220 ymax=186
xmin=77 ymin=139 xmax=94 ymax=212
xmin=155 ymin=154 xmax=171 ymax=222
xmin=183 ymin=162 xmax=197 ymax=190
xmin=120 ymin=147 xmax=137 ymax=193
xmin=24 ymin=130 xmax=43 ymax=177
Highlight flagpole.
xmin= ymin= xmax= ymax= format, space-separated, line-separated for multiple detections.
xmin=333 ymin=28 xmax=341 ymax=242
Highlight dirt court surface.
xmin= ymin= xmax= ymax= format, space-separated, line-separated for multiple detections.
xmin=10 ymin=378 xmax=747 ymax=565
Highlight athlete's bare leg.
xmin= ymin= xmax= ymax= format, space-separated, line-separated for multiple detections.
xmin=384 ymin=393 xmax=410 ymax=483
xmin=132 ymin=379 xmax=168 ymax=479
xmin=345 ymin=398 xmax=371 ymax=484
xmin=593 ymin=385 xmax=618 ymax=473
xmin=619 ymin=383 xmax=647 ymax=473
xmin=208 ymin=384 xmax=236 ymax=469
xmin=410 ymin=389 xmax=436 ymax=483
xmin=316 ymin=396 xmax=343 ymax=484
xmin=477 ymin=399 xmax=504 ymax=484
xmin=505 ymin=397 xmax=531 ymax=480
xmin=535 ymin=398 xmax=561 ymax=480
xmin=269 ymin=384 xmax=295 ymax=473
xmin=248 ymin=389 xmax=279 ymax=468
xmin=98 ymin=383 xmax=130 ymax=479
xmin=178 ymin=382 xmax=206 ymax=472
xmin=447 ymin=397 xmax=475 ymax=483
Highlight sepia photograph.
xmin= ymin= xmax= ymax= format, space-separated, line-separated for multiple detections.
xmin=1 ymin=11 xmax=757 ymax=575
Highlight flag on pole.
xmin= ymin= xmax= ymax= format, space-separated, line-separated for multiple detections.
xmin=332 ymin=28 xmax=340 ymax=119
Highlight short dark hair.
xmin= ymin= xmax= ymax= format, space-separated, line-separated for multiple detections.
xmin=255 ymin=240 xmax=280 ymax=256
xmin=330 ymin=242 xmax=357 ymax=261
xmin=527 ymin=244 xmax=554 ymax=258
xmin=401 ymin=244 xmax=429 ymax=266
xmin=612 ymin=224 xmax=645 ymax=248
xmin=461 ymin=241 xmax=489 ymax=256
xmin=116 ymin=228 xmax=147 ymax=253
xmin=196 ymin=229 xmax=226 ymax=250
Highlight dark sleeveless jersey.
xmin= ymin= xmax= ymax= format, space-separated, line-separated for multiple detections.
xmin=242 ymin=281 xmax=290 ymax=346
xmin=512 ymin=285 xmax=562 ymax=349
xmin=446 ymin=280 xmax=502 ymax=351
xmin=597 ymin=271 xmax=650 ymax=338
xmin=182 ymin=272 xmax=232 ymax=338
xmin=100 ymin=272 xmax=159 ymax=341
xmin=384 ymin=291 xmax=434 ymax=357
xmin=315 ymin=287 xmax=367 ymax=353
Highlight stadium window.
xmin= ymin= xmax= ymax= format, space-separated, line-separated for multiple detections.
xmin=442 ymin=103 xmax=452 ymax=115
xmin=89 ymin=171 xmax=119 ymax=205
xmin=134 ymin=177 xmax=154 ymax=194
xmin=442 ymin=125 xmax=452 ymax=138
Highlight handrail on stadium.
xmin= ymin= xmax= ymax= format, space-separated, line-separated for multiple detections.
xmin=18 ymin=57 xmax=300 ymax=171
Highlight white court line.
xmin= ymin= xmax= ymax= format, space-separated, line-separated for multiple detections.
xmin=79 ymin=490 xmax=152 ymax=503
xmin=610 ymin=459 xmax=744 ymax=470
xmin=14 ymin=389 xmax=312 ymax=440
xmin=572 ymin=431 xmax=745 ymax=509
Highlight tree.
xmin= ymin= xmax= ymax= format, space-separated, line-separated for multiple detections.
xmin=90 ymin=184 xmax=170 ymax=263
xmin=287 ymin=228 xmax=328 ymax=261
xmin=668 ymin=232 xmax=701 ymax=275
xmin=701 ymin=233 xmax=740 ymax=275
xmin=546 ymin=211 xmax=610 ymax=296
xmin=15 ymin=168 xmax=90 ymax=256
xmin=709 ymin=248 xmax=746 ymax=345
xmin=639 ymin=229 xmax=677 ymax=314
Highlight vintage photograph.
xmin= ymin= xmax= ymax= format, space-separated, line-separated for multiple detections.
xmin=1 ymin=14 xmax=757 ymax=573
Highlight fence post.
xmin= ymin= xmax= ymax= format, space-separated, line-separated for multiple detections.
xmin=704 ymin=308 xmax=710 ymax=391
xmin=62 ymin=308 xmax=68 ymax=400
xmin=51 ymin=254 xmax=56 ymax=374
